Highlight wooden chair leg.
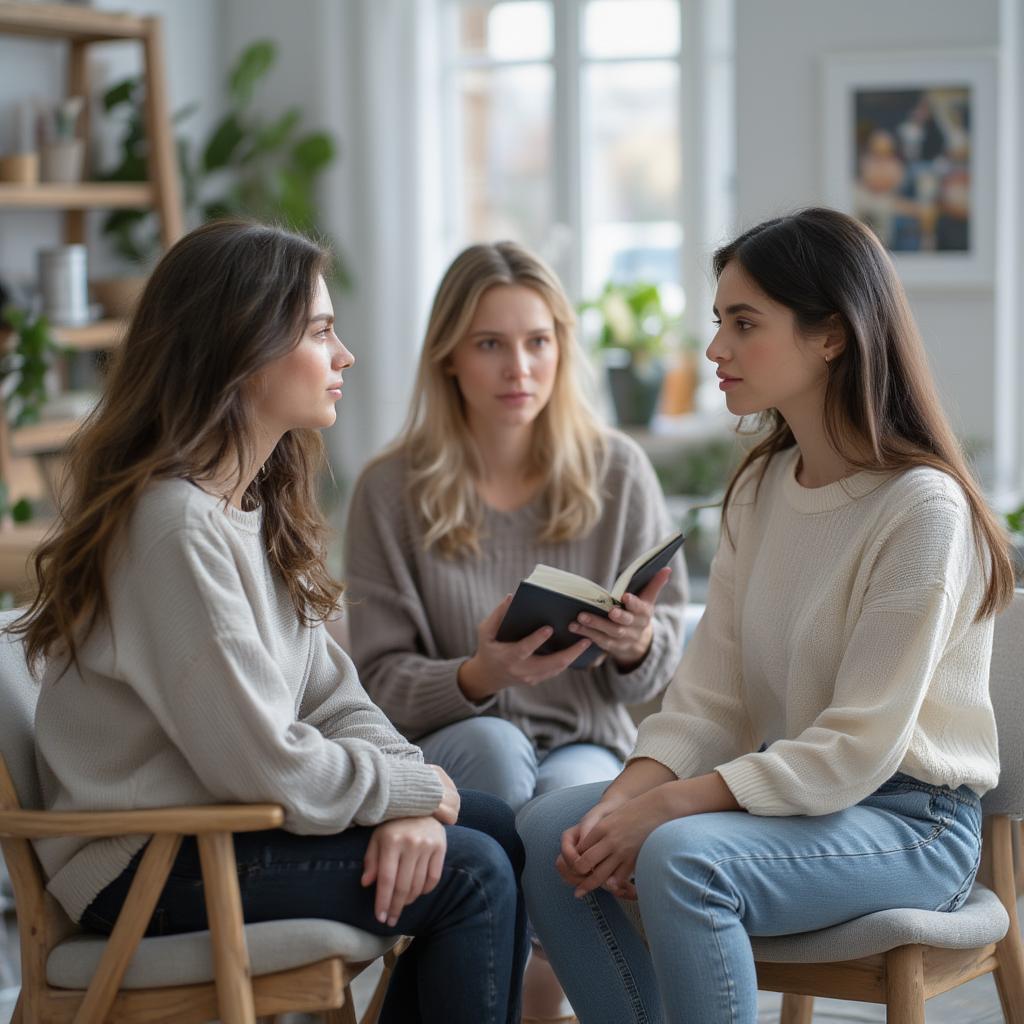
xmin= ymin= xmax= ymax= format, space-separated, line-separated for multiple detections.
xmin=324 ymin=996 xmax=358 ymax=1024
xmin=197 ymin=832 xmax=255 ymax=1024
xmin=11 ymin=989 xmax=24 ymax=1023
xmin=779 ymin=991 xmax=814 ymax=1024
xmin=1015 ymin=820 xmax=1023 ymax=898
xmin=989 ymin=816 xmax=1024 ymax=1023
xmin=360 ymin=946 xmax=401 ymax=1024
xmin=885 ymin=945 xmax=925 ymax=1024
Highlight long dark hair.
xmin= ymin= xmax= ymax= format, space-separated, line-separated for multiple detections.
xmin=14 ymin=220 xmax=343 ymax=670
xmin=717 ymin=207 xmax=1013 ymax=619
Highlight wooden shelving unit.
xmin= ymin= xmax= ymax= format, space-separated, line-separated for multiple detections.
xmin=0 ymin=182 xmax=155 ymax=208
xmin=0 ymin=1 xmax=183 ymax=597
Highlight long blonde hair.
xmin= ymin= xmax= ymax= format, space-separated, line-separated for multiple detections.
xmin=390 ymin=241 xmax=606 ymax=557
xmin=717 ymin=208 xmax=1013 ymax=619
xmin=13 ymin=221 xmax=343 ymax=671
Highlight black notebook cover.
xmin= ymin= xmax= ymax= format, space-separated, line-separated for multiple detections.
xmin=494 ymin=532 xmax=685 ymax=670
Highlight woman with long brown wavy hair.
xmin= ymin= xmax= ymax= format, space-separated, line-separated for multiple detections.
xmin=12 ymin=220 xmax=528 ymax=1024
xmin=517 ymin=208 xmax=1014 ymax=1024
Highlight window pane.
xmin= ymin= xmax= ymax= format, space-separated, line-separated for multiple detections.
xmin=457 ymin=65 xmax=554 ymax=249
xmin=457 ymin=1 xmax=553 ymax=61
xmin=583 ymin=61 xmax=680 ymax=225
xmin=583 ymin=0 xmax=680 ymax=60
xmin=582 ymin=60 xmax=681 ymax=296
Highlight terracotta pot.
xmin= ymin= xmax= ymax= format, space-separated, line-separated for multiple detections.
xmin=90 ymin=276 xmax=147 ymax=319
xmin=660 ymin=351 xmax=698 ymax=416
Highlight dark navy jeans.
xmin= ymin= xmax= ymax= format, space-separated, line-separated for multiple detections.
xmin=82 ymin=789 xmax=529 ymax=1024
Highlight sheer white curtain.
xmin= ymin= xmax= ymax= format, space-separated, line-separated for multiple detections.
xmin=325 ymin=0 xmax=446 ymax=485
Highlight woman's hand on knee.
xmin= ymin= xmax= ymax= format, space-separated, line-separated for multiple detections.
xmin=362 ymin=817 xmax=447 ymax=927
xmin=459 ymin=595 xmax=591 ymax=700
xmin=429 ymin=764 xmax=461 ymax=824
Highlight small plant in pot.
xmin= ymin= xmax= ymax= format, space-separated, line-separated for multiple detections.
xmin=579 ymin=280 xmax=681 ymax=427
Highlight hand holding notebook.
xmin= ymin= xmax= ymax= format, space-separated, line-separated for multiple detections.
xmin=494 ymin=531 xmax=686 ymax=669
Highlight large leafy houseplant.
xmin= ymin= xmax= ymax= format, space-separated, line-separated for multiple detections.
xmin=99 ymin=40 xmax=349 ymax=286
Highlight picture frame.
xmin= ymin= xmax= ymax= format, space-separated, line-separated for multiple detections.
xmin=822 ymin=50 xmax=997 ymax=288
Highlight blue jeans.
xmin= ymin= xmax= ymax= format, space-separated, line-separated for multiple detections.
xmin=82 ymin=790 xmax=529 ymax=1024
xmin=517 ymin=774 xmax=982 ymax=1024
xmin=418 ymin=716 xmax=622 ymax=813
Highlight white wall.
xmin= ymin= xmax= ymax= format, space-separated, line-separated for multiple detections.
xmin=734 ymin=0 xmax=1005 ymax=483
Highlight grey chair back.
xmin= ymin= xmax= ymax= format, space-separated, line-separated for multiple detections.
xmin=0 ymin=608 xmax=42 ymax=811
xmin=980 ymin=588 xmax=1024 ymax=818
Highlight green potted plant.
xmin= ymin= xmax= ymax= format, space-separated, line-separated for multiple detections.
xmin=0 ymin=304 xmax=65 ymax=526
xmin=579 ymin=280 xmax=681 ymax=427
xmin=95 ymin=39 xmax=349 ymax=295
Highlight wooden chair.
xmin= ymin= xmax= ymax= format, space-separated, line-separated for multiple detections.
xmin=0 ymin=609 xmax=405 ymax=1023
xmin=752 ymin=588 xmax=1024 ymax=1024
xmin=617 ymin=589 xmax=1024 ymax=1023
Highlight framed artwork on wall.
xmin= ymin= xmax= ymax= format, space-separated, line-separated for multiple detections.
xmin=822 ymin=50 xmax=996 ymax=288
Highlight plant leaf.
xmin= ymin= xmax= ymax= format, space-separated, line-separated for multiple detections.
xmin=229 ymin=40 xmax=276 ymax=106
xmin=291 ymin=132 xmax=335 ymax=174
xmin=102 ymin=78 xmax=136 ymax=111
xmin=203 ymin=114 xmax=245 ymax=171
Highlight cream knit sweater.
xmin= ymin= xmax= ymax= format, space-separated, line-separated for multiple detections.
xmin=34 ymin=479 xmax=444 ymax=923
xmin=633 ymin=447 xmax=999 ymax=815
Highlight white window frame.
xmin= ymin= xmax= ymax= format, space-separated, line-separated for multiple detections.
xmin=439 ymin=0 xmax=734 ymax=408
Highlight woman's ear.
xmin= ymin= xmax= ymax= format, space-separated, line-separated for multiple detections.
xmin=821 ymin=313 xmax=847 ymax=363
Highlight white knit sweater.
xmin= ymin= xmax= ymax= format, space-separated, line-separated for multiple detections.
xmin=34 ymin=479 xmax=444 ymax=922
xmin=632 ymin=447 xmax=999 ymax=815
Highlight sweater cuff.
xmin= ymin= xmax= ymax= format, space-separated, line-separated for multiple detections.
xmin=629 ymin=716 xmax=703 ymax=780
xmin=382 ymin=760 xmax=446 ymax=820
xmin=714 ymin=755 xmax=792 ymax=816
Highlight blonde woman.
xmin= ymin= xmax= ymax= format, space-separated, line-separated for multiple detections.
xmin=343 ymin=242 xmax=687 ymax=1017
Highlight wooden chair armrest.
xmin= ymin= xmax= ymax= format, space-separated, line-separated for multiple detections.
xmin=0 ymin=802 xmax=284 ymax=838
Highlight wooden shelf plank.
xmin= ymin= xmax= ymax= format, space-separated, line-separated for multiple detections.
xmin=0 ymin=182 xmax=153 ymax=209
xmin=10 ymin=419 xmax=82 ymax=456
xmin=0 ymin=2 xmax=148 ymax=42
xmin=53 ymin=319 xmax=126 ymax=350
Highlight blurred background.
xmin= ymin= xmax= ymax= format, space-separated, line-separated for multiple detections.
xmin=1 ymin=4 xmax=1023 ymax=1020
xmin=0 ymin=0 xmax=1022 ymax=588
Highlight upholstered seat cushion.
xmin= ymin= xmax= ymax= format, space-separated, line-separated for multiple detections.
xmin=48 ymin=918 xmax=400 ymax=989
xmin=748 ymin=884 xmax=1008 ymax=963
xmin=618 ymin=883 xmax=1007 ymax=965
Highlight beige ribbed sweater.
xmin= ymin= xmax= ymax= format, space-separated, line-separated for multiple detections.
xmin=343 ymin=431 xmax=688 ymax=761
xmin=34 ymin=479 xmax=443 ymax=923
xmin=633 ymin=447 xmax=1000 ymax=815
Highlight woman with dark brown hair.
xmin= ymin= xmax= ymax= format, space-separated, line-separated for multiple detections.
xmin=517 ymin=207 xmax=1014 ymax=1023
xmin=12 ymin=220 xmax=528 ymax=1024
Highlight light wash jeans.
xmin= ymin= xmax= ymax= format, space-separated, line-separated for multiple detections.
xmin=517 ymin=773 xmax=983 ymax=1024
xmin=418 ymin=716 xmax=622 ymax=813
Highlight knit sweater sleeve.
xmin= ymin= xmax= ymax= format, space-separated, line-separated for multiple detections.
xmin=716 ymin=493 xmax=980 ymax=816
xmin=299 ymin=627 xmax=429 ymax=763
xmin=630 ymin=507 xmax=754 ymax=776
xmin=113 ymin=522 xmax=443 ymax=832
xmin=344 ymin=460 xmax=495 ymax=738
xmin=590 ymin=435 xmax=689 ymax=704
